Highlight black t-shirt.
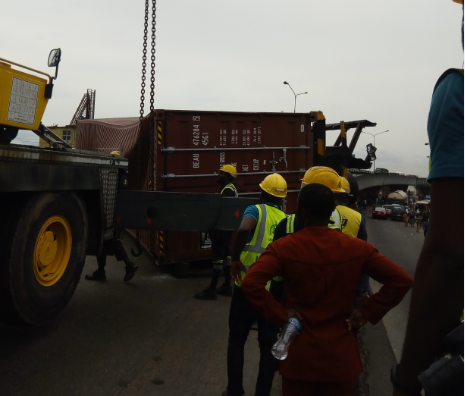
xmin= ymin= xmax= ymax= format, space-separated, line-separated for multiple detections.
xmin=273 ymin=216 xmax=304 ymax=241
xmin=221 ymin=185 xmax=237 ymax=197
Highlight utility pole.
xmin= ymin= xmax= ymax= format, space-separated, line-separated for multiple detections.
xmin=283 ymin=81 xmax=307 ymax=113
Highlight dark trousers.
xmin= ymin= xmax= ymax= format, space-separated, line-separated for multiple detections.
xmin=211 ymin=230 xmax=232 ymax=266
xmin=227 ymin=285 xmax=278 ymax=396
xmin=97 ymin=240 xmax=128 ymax=269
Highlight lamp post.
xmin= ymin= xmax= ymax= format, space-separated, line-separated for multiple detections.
xmin=283 ymin=81 xmax=307 ymax=113
xmin=361 ymin=129 xmax=389 ymax=172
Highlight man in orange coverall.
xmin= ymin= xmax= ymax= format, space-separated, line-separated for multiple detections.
xmin=241 ymin=183 xmax=413 ymax=396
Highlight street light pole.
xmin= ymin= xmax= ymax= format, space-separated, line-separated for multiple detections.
xmin=361 ymin=129 xmax=389 ymax=172
xmin=283 ymin=81 xmax=307 ymax=113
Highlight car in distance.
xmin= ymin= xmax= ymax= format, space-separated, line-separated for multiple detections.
xmin=382 ymin=204 xmax=393 ymax=216
xmin=372 ymin=207 xmax=388 ymax=220
xmin=390 ymin=205 xmax=405 ymax=221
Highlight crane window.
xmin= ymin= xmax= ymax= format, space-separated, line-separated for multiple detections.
xmin=62 ymin=130 xmax=71 ymax=141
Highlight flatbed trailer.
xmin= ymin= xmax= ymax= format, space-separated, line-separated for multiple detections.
xmin=0 ymin=144 xmax=129 ymax=325
xmin=0 ymin=143 xmax=254 ymax=325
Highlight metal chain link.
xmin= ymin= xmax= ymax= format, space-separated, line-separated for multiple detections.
xmin=134 ymin=0 xmax=150 ymax=245
xmin=150 ymin=0 xmax=156 ymax=112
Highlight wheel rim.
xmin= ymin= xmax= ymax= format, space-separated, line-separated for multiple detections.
xmin=33 ymin=215 xmax=72 ymax=287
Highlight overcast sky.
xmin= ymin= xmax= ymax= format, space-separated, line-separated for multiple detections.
xmin=2 ymin=0 xmax=463 ymax=176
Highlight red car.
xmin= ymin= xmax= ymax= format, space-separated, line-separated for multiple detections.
xmin=372 ymin=207 xmax=388 ymax=219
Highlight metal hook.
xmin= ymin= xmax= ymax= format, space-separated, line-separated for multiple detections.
xmin=131 ymin=239 xmax=143 ymax=257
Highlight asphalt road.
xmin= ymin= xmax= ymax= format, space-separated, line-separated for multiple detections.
xmin=0 ymin=218 xmax=423 ymax=396
xmin=365 ymin=215 xmax=425 ymax=361
xmin=0 ymin=235 xmax=281 ymax=396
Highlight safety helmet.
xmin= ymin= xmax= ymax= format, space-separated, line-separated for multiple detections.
xmin=219 ymin=164 xmax=237 ymax=178
xmin=111 ymin=151 xmax=121 ymax=155
xmin=340 ymin=177 xmax=351 ymax=194
xmin=301 ymin=166 xmax=345 ymax=193
xmin=259 ymin=173 xmax=287 ymax=198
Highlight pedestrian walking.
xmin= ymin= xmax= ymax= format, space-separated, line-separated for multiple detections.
xmin=423 ymin=220 xmax=429 ymax=238
xmin=403 ymin=212 xmax=409 ymax=227
xmin=195 ymin=164 xmax=238 ymax=300
xmin=223 ymin=173 xmax=287 ymax=396
xmin=241 ymin=183 xmax=413 ymax=396
xmin=85 ymin=152 xmax=138 ymax=282
xmin=415 ymin=211 xmax=423 ymax=233
xmin=409 ymin=211 xmax=415 ymax=227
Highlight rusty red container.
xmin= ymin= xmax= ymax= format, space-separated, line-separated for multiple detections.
xmin=76 ymin=110 xmax=319 ymax=265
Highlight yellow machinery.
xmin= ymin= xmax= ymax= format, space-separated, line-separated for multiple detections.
xmin=0 ymin=49 xmax=70 ymax=147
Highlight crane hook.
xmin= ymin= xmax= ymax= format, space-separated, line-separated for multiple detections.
xmin=131 ymin=239 xmax=143 ymax=257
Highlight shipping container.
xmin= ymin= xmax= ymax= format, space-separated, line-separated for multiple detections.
xmin=76 ymin=110 xmax=372 ymax=266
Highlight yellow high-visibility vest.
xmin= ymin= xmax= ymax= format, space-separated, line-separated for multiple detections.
xmin=221 ymin=183 xmax=238 ymax=197
xmin=237 ymin=204 xmax=285 ymax=288
xmin=285 ymin=209 xmax=342 ymax=234
xmin=337 ymin=205 xmax=362 ymax=237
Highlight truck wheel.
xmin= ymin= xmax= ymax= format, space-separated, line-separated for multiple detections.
xmin=0 ymin=192 xmax=88 ymax=325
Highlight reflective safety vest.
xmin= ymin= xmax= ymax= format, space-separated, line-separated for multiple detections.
xmin=285 ymin=208 xmax=343 ymax=234
xmin=337 ymin=205 xmax=361 ymax=237
xmin=237 ymin=204 xmax=286 ymax=287
xmin=221 ymin=183 xmax=238 ymax=197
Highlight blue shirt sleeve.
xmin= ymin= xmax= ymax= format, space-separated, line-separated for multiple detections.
xmin=427 ymin=72 xmax=464 ymax=181
xmin=243 ymin=205 xmax=259 ymax=221
xmin=357 ymin=215 xmax=368 ymax=241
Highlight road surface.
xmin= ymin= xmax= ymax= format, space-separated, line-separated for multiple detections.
xmin=365 ymin=215 xmax=424 ymax=361
xmin=0 ymin=217 xmax=423 ymax=396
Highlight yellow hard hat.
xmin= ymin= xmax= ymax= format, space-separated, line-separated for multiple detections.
xmin=219 ymin=164 xmax=237 ymax=178
xmin=340 ymin=177 xmax=351 ymax=194
xmin=301 ymin=166 xmax=345 ymax=193
xmin=111 ymin=151 xmax=121 ymax=155
xmin=259 ymin=173 xmax=287 ymax=198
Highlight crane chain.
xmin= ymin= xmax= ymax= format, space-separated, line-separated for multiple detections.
xmin=134 ymin=0 xmax=150 ymax=248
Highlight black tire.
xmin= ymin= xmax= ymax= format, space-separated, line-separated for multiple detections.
xmin=0 ymin=192 xmax=88 ymax=325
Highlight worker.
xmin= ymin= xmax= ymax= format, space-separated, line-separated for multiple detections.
xmin=392 ymin=1 xmax=464 ymax=394
xmin=273 ymin=166 xmax=345 ymax=241
xmin=241 ymin=183 xmax=413 ymax=396
xmin=223 ymin=173 xmax=287 ymax=396
xmin=337 ymin=175 xmax=370 ymax=300
xmin=195 ymin=164 xmax=238 ymax=300
xmin=85 ymin=151 xmax=138 ymax=282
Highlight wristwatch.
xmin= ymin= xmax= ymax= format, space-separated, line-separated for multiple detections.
xmin=390 ymin=364 xmax=422 ymax=395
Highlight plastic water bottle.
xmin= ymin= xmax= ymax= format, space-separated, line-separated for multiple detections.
xmin=271 ymin=317 xmax=301 ymax=360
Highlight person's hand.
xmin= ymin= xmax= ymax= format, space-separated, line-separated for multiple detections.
xmin=230 ymin=260 xmax=246 ymax=283
xmin=346 ymin=309 xmax=367 ymax=332
xmin=287 ymin=308 xmax=303 ymax=322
